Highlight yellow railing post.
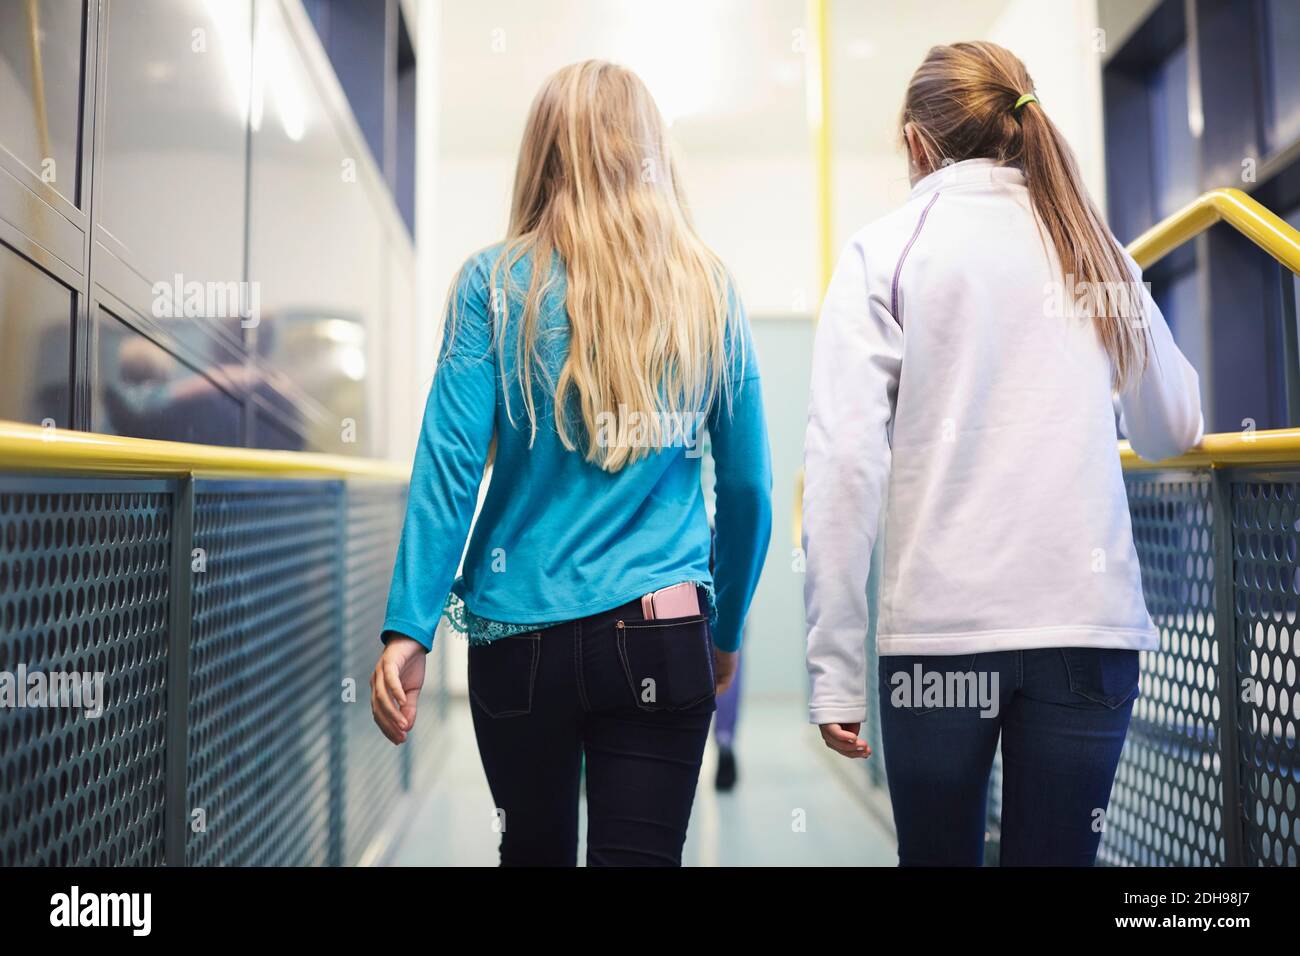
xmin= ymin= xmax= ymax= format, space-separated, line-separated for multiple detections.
xmin=1122 ymin=186 xmax=1300 ymax=470
xmin=794 ymin=0 xmax=831 ymax=549
xmin=807 ymin=0 xmax=832 ymax=300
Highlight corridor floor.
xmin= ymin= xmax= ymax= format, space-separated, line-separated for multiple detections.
xmin=387 ymin=696 xmax=898 ymax=866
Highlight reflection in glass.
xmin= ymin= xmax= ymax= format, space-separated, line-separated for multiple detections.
xmin=254 ymin=408 xmax=305 ymax=453
xmin=256 ymin=309 xmax=370 ymax=455
xmin=248 ymin=0 xmax=384 ymax=458
xmin=0 ymin=244 xmax=73 ymax=428
xmin=95 ymin=312 xmax=245 ymax=447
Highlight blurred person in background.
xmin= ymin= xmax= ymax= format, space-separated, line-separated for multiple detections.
xmin=371 ymin=60 xmax=772 ymax=866
xmin=713 ymin=629 xmax=743 ymax=791
xmin=700 ymin=447 xmax=744 ymax=793
xmin=802 ymin=42 xmax=1202 ymax=866
xmin=709 ymin=526 xmax=745 ymax=793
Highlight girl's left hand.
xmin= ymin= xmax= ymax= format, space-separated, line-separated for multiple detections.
xmin=819 ymin=722 xmax=871 ymax=758
xmin=713 ymin=648 xmax=739 ymax=695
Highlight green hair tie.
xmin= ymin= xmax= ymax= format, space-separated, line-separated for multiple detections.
xmin=1013 ymin=92 xmax=1038 ymax=111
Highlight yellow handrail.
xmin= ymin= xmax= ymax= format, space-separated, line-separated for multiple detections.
xmin=1121 ymin=187 xmax=1300 ymax=470
xmin=1127 ymin=187 xmax=1300 ymax=273
xmin=0 ymin=420 xmax=408 ymax=480
xmin=5 ymin=189 xmax=1300 ymax=482
xmin=1120 ymin=428 xmax=1300 ymax=471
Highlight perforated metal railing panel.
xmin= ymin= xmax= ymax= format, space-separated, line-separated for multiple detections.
xmin=3 ymin=459 xmax=1297 ymax=867
xmin=0 ymin=469 xmax=437 ymax=867
xmin=985 ymin=750 xmax=1003 ymax=864
xmin=1230 ymin=474 xmax=1300 ymax=867
xmin=1099 ymin=472 xmax=1227 ymax=865
xmin=186 ymin=481 xmax=343 ymax=866
xmin=0 ymin=479 xmax=172 ymax=866
xmin=341 ymin=482 xmax=408 ymax=865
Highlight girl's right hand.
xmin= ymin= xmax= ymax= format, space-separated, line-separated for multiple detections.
xmin=371 ymin=636 xmax=427 ymax=745
xmin=819 ymin=723 xmax=871 ymax=758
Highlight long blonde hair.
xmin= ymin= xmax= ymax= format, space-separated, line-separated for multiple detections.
xmin=452 ymin=60 xmax=739 ymax=472
xmin=902 ymin=41 xmax=1147 ymax=387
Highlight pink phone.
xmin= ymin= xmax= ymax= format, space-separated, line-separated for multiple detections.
xmin=640 ymin=582 xmax=701 ymax=620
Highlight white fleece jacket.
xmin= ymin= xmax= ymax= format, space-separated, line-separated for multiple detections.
xmin=803 ymin=158 xmax=1203 ymax=726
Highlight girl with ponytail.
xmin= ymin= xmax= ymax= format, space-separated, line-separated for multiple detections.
xmin=802 ymin=41 xmax=1202 ymax=866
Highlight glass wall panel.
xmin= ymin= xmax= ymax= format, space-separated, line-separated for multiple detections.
xmin=98 ymin=0 xmax=250 ymax=308
xmin=246 ymin=0 xmax=384 ymax=457
xmin=0 ymin=0 xmax=84 ymax=205
xmin=0 ymin=243 xmax=73 ymax=427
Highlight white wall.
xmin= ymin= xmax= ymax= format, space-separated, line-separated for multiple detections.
xmin=432 ymin=153 xmax=817 ymax=320
xmin=679 ymin=155 xmax=818 ymax=317
xmin=988 ymin=0 xmax=1107 ymax=204
xmin=828 ymin=0 xmax=1107 ymax=249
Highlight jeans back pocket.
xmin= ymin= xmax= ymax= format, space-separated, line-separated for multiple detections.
xmin=1059 ymin=647 xmax=1140 ymax=709
xmin=468 ymin=632 xmax=541 ymax=718
xmin=615 ymin=615 xmax=715 ymax=713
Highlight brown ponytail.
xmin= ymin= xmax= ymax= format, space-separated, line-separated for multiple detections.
xmin=901 ymin=41 xmax=1147 ymax=388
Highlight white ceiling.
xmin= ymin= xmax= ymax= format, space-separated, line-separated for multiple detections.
xmin=437 ymin=0 xmax=1013 ymax=158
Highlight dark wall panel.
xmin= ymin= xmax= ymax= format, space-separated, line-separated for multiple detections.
xmin=1195 ymin=0 xmax=1263 ymax=191
xmin=1202 ymin=228 xmax=1288 ymax=432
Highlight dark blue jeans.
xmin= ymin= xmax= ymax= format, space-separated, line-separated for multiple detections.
xmin=468 ymin=592 xmax=715 ymax=866
xmin=878 ymin=647 xmax=1139 ymax=866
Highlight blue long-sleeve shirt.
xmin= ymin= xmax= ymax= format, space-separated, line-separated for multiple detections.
xmin=381 ymin=245 xmax=772 ymax=653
